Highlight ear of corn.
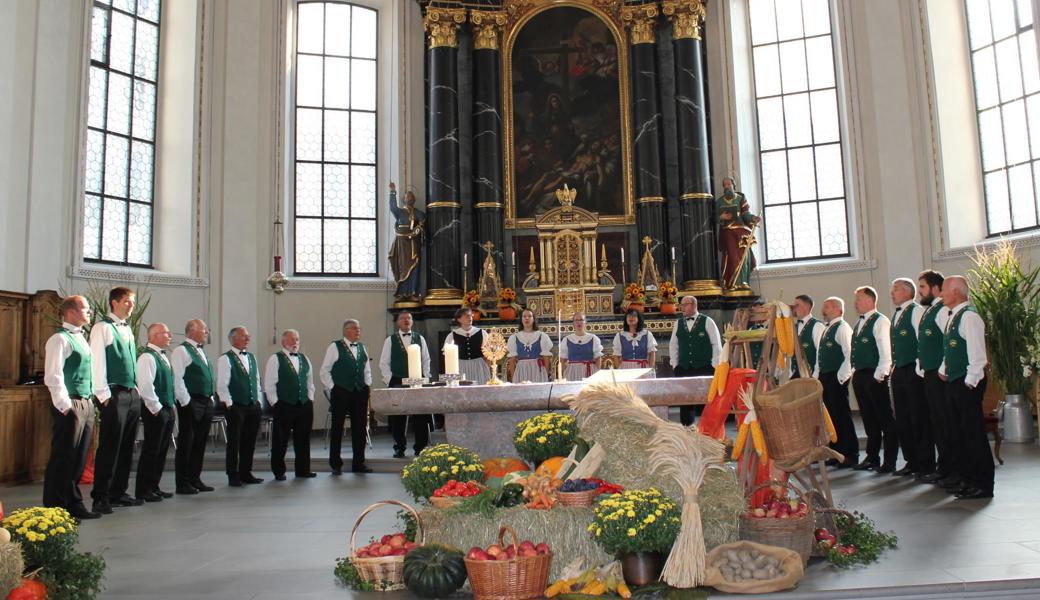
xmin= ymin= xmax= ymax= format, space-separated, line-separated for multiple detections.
xmin=823 ymin=405 xmax=838 ymax=443
xmin=731 ymin=422 xmax=749 ymax=459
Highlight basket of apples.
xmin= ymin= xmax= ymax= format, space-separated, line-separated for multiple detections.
xmin=464 ymin=525 xmax=553 ymax=600
xmin=739 ymin=480 xmax=814 ymax=564
xmin=429 ymin=479 xmax=484 ymax=509
xmin=349 ymin=500 xmax=424 ymax=590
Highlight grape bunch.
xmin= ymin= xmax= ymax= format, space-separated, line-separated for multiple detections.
xmin=559 ymin=479 xmax=599 ymax=493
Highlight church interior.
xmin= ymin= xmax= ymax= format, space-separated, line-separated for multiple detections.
xmin=4 ymin=0 xmax=1040 ymax=597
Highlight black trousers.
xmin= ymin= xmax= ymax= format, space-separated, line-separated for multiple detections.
xmin=92 ymin=386 xmax=141 ymax=501
xmin=175 ymin=394 xmax=214 ymax=488
xmin=820 ymin=371 xmax=858 ymax=464
xmin=851 ymin=370 xmax=898 ymax=466
xmin=329 ymin=385 xmax=369 ymax=470
xmin=271 ymin=401 xmax=314 ymax=476
xmin=922 ymin=370 xmax=955 ymax=477
xmin=949 ymin=377 xmax=994 ymax=493
xmin=225 ymin=403 xmax=261 ymax=478
xmin=43 ymin=397 xmax=94 ymax=511
xmin=891 ymin=364 xmax=935 ymax=473
xmin=675 ymin=365 xmax=714 ymax=426
xmin=136 ymin=404 xmax=174 ymax=496
xmin=388 ymin=377 xmax=430 ymax=454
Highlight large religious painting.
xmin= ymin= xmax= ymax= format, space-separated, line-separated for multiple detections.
xmin=504 ymin=4 xmax=633 ymax=228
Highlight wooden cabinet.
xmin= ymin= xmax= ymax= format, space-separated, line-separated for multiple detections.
xmin=0 ymin=385 xmax=51 ymax=483
xmin=0 ymin=291 xmax=30 ymax=385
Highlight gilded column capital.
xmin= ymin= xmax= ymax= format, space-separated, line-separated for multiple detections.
xmin=621 ymin=4 xmax=660 ymax=45
xmin=424 ymin=7 xmax=468 ymax=49
xmin=661 ymin=0 xmax=706 ymax=41
xmin=470 ymin=10 xmax=508 ymax=51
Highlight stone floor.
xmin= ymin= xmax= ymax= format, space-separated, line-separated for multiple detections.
xmin=3 ymin=421 xmax=1040 ymax=599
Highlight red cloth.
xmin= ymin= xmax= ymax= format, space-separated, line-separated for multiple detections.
xmin=79 ymin=447 xmax=95 ymax=485
xmin=699 ymin=368 xmax=757 ymax=439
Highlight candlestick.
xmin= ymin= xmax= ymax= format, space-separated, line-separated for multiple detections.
xmin=621 ymin=246 xmax=625 ymax=263
xmin=443 ymin=343 xmax=459 ymax=375
xmin=274 ymin=256 xmax=282 ymax=271
xmin=671 ymin=246 xmax=675 ymax=261
xmin=406 ymin=344 xmax=422 ymax=379
xmin=464 ymin=253 xmax=468 ymax=268
xmin=511 ymin=251 xmax=515 ymax=266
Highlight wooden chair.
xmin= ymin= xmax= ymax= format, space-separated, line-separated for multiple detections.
xmin=982 ymin=377 xmax=1005 ymax=465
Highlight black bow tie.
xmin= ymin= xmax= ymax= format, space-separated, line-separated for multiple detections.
xmin=239 ymin=351 xmax=248 ymax=356
xmin=948 ymin=310 xmax=953 ymax=317
xmin=685 ymin=316 xmax=696 ymax=321
xmin=289 ymin=352 xmax=298 ymax=357
xmin=159 ymin=350 xmax=166 ymax=355
xmin=349 ymin=343 xmax=358 ymax=348
xmin=196 ymin=344 xmax=204 ymax=349
xmin=857 ymin=315 xmax=865 ymax=320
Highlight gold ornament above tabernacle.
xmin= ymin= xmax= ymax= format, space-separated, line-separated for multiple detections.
xmin=424 ymin=7 xmax=467 ymax=48
xmin=661 ymin=0 xmax=706 ymax=40
xmin=555 ymin=183 xmax=577 ymax=208
xmin=471 ymin=10 xmax=508 ymax=50
xmin=621 ymin=4 xmax=660 ymax=45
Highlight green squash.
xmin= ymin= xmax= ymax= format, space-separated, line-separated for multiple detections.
xmin=402 ymin=544 xmax=467 ymax=598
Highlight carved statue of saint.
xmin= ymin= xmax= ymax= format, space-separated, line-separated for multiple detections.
xmin=716 ymin=176 xmax=760 ymax=291
xmin=388 ymin=182 xmax=425 ymax=302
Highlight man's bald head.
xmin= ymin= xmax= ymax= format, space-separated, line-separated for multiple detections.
xmin=941 ymin=275 xmax=969 ymax=306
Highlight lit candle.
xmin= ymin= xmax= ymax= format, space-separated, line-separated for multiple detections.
xmin=444 ymin=343 xmax=459 ymax=375
xmin=621 ymin=246 xmax=625 ymax=263
xmin=407 ymin=344 xmax=422 ymax=379
xmin=671 ymin=246 xmax=676 ymax=262
xmin=463 ymin=253 xmax=468 ymax=268
xmin=511 ymin=251 xmax=515 ymax=266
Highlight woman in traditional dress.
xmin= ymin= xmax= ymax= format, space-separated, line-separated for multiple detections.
xmin=445 ymin=307 xmax=492 ymax=384
xmin=560 ymin=312 xmax=602 ymax=381
xmin=507 ymin=309 xmax=553 ymax=383
xmin=611 ymin=309 xmax=657 ymax=374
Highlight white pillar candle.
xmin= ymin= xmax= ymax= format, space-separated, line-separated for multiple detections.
xmin=671 ymin=246 xmax=676 ymax=261
xmin=407 ymin=344 xmax=422 ymax=379
xmin=621 ymin=246 xmax=625 ymax=263
xmin=444 ymin=343 xmax=459 ymax=375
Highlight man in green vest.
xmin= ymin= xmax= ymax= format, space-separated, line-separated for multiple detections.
xmin=379 ymin=311 xmax=432 ymax=457
xmin=43 ymin=295 xmax=101 ymax=520
xmin=938 ymin=276 xmax=993 ymax=499
xmin=915 ymin=270 xmax=956 ymax=486
xmin=171 ymin=319 xmax=216 ymax=494
xmin=814 ymin=297 xmax=858 ymax=467
xmin=850 ymin=286 xmax=898 ymax=473
xmin=792 ymin=294 xmax=824 ymax=379
xmin=889 ymin=277 xmax=934 ymax=478
xmin=89 ymin=286 xmax=144 ymax=514
xmin=217 ymin=326 xmax=264 ymax=487
xmin=668 ymin=296 xmax=721 ymax=426
xmin=320 ymin=319 xmax=373 ymax=474
xmin=264 ymin=329 xmax=317 ymax=480
xmin=134 ymin=323 xmax=177 ymax=502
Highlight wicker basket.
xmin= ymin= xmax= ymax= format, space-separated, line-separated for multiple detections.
xmin=754 ymin=378 xmax=827 ymax=465
xmin=465 ymin=525 xmax=553 ymax=600
xmin=429 ymin=495 xmax=465 ymax=509
xmin=557 ymin=489 xmax=599 ymax=507
xmin=349 ymin=500 xmax=425 ymax=591
xmin=738 ymin=481 xmax=814 ymax=565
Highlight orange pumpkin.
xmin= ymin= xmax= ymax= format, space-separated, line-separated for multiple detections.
xmin=536 ymin=456 xmax=567 ymax=477
xmin=7 ymin=578 xmax=47 ymax=600
xmin=481 ymin=457 xmax=529 ymax=480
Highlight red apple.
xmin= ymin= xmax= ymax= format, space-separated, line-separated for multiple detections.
xmin=495 ymin=553 xmax=511 ymax=561
xmin=814 ymin=528 xmax=830 ymax=540
xmin=519 ymin=547 xmax=538 ymax=557
xmin=519 ymin=540 xmax=535 ymax=551
xmin=404 ymin=542 xmax=418 ymax=551
xmin=535 ymin=543 xmax=550 ymax=555
xmin=466 ymin=547 xmax=489 ymax=561
xmin=389 ymin=534 xmax=406 ymax=549
xmin=381 ymin=534 xmax=393 ymax=545
xmin=378 ymin=544 xmax=392 ymax=557
xmin=357 ymin=549 xmax=370 ymax=558
xmin=506 ymin=546 xmax=516 ymax=559
xmin=486 ymin=544 xmax=503 ymax=558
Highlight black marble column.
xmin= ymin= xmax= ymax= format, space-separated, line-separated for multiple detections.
xmin=423 ymin=8 xmax=466 ymax=305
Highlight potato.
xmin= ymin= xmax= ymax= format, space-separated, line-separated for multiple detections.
xmin=741 ymin=569 xmax=752 ymax=579
xmin=753 ymin=568 xmax=768 ymax=580
xmin=726 ymin=550 xmax=739 ymax=563
xmin=768 ymin=566 xmax=777 ymax=578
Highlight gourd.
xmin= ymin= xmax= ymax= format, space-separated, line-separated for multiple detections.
xmin=402 ymin=544 xmax=467 ymax=598
xmin=481 ymin=457 xmax=529 ymax=480
xmin=536 ymin=456 xmax=567 ymax=477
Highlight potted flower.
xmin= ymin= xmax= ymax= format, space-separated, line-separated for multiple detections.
xmin=513 ymin=412 xmax=578 ymax=467
xmin=462 ymin=290 xmax=482 ymax=320
xmin=588 ymin=488 xmax=681 ymax=585
xmin=2 ymin=506 xmax=106 ymax=599
xmin=624 ymin=283 xmax=646 ymax=312
xmin=498 ymin=288 xmax=519 ymax=321
xmin=658 ymin=281 xmax=679 ymax=315
xmin=401 ymin=444 xmax=484 ymax=501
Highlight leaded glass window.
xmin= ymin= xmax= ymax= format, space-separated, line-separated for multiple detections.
xmin=293 ymin=1 xmax=378 ymax=276
xmin=748 ymin=0 xmax=850 ymax=262
xmin=83 ymin=0 xmax=161 ymax=266
xmin=965 ymin=0 xmax=1040 ymax=235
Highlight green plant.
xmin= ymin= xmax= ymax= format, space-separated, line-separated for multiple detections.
xmin=39 ymin=551 xmax=106 ymax=600
xmin=513 ymin=412 xmax=578 ymax=466
xmin=402 ymin=544 xmax=468 ymax=598
xmin=396 ymin=510 xmax=418 ymax=543
xmin=968 ymin=240 xmax=1040 ymax=395
xmin=589 ymin=488 xmax=682 ymax=555
xmin=333 ymin=556 xmax=380 ymax=591
xmin=401 ymin=444 xmax=483 ymax=501
xmin=2 ymin=508 xmax=78 ymax=570
xmin=824 ymin=511 xmax=898 ymax=568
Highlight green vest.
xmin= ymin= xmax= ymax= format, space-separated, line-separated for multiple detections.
xmin=850 ymin=313 xmax=881 ymax=371
xmin=795 ymin=317 xmax=819 ymax=375
xmin=389 ymin=332 xmax=421 ymax=380
xmin=143 ymin=348 xmax=175 ymax=407
xmin=275 ymin=351 xmax=311 ymax=405
xmin=224 ymin=350 xmax=259 ymax=406
xmin=102 ymin=318 xmax=137 ymax=387
xmin=943 ymin=306 xmax=976 ymax=382
xmin=748 ymin=323 xmax=766 ymax=368
xmin=180 ymin=342 xmax=215 ymax=397
xmin=330 ymin=340 xmax=368 ymax=391
xmin=816 ymin=321 xmax=846 ymax=374
xmin=917 ymin=300 xmax=946 ymax=372
xmin=891 ymin=303 xmax=920 ymax=368
xmin=60 ymin=330 xmax=93 ymax=398
xmin=676 ymin=315 xmax=713 ymax=370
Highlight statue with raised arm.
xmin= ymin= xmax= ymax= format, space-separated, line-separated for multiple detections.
xmin=388 ymin=182 xmax=425 ymax=303
xmin=716 ymin=176 xmax=760 ymax=292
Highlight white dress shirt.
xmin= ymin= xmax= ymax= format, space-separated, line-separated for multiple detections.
xmin=216 ymin=349 xmax=262 ymax=407
xmin=89 ymin=312 xmax=136 ymax=402
xmin=136 ymin=343 xmax=171 ymax=416
xmin=445 ymin=326 xmax=483 ymax=349
xmin=853 ymin=309 xmax=892 ymax=381
xmin=813 ymin=318 xmax=853 ymax=384
xmin=668 ymin=313 xmax=722 ymax=368
xmin=379 ymin=331 xmax=431 ymax=385
xmin=938 ymin=301 xmax=988 ymax=388
xmin=559 ymin=333 xmax=603 ymax=360
xmin=264 ymin=348 xmax=315 ymax=406
xmin=170 ymin=342 xmax=209 ymax=407
xmin=44 ymin=322 xmax=91 ymax=413
xmin=320 ymin=339 xmax=374 ymax=390
xmin=507 ymin=331 xmax=553 ymax=358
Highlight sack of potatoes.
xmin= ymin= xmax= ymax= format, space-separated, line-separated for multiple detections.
xmin=704 ymin=540 xmax=804 ymax=594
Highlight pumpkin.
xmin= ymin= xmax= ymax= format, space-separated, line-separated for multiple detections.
xmin=6 ymin=578 xmax=46 ymax=600
xmin=0 ymin=528 xmax=9 ymax=545
xmin=402 ymin=544 xmax=467 ymax=598
xmin=536 ymin=456 xmax=567 ymax=477
xmin=481 ymin=457 xmax=529 ymax=480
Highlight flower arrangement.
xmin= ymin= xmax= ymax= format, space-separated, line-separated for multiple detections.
xmin=1021 ymin=339 xmax=1040 ymax=380
xmin=624 ymin=283 xmax=645 ymax=303
xmin=498 ymin=287 xmax=517 ymax=306
xmin=2 ymin=507 xmax=106 ymax=600
xmin=462 ymin=290 xmax=481 ymax=309
xmin=588 ymin=488 xmax=682 ymax=555
xmin=513 ymin=412 xmax=578 ymax=466
xmin=401 ymin=444 xmax=483 ymax=501
xmin=658 ymin=281 xmax=679 ymax=304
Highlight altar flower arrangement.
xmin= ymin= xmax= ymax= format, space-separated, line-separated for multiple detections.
xmin=513 ymin=412 xmax=578 ymax=466
xmin=463 ymin=290 xmax=481 ymax=309
xmin=659 ymin=281 xmax=679 ymax=304
xmin=498 ymin=287 xmax=517 ymax=305
xmin=588 ymin=488 xmax=681 ymax=555
xmin=624 ymin=283 xmax=645 ymax=303
xmin=2 ymin=507 xmax=106 ymax=600
xmin=401 ymin=444 xmax=484 ymax=501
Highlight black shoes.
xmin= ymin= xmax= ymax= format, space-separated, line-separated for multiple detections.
xmin=330 ymin=469 xmax=343 ymax=476
xmin=274 ymin=474 xmax=287 ymax=481
xmin=138 ymin=491 xmax=163 ymax=503
xmin=893 ymin=466 xmax=915 ymax=477
xmin=192 ymin=481 xmax=215 ymax=492
xmin=955 ymin=487 xmax=993 ymax=500
xmin=111 ymin=494 xmax=144 ymax=507
xmin=70 ymin=506 xmax=102 ymax=520
xmin=875 ymin=464 xmax=896 ymax=474
xmin=176 ymin=486 xmax=199 ymax=495
xmin=241 ymin=474 xmax=264 ymax=484
xmin=296 ymin=472 xmax=318 ymax=478
xmin=392 ymin=450 xmax=406 ymax=459
xmin=852 ymin=460 xmax=878 ymax=471
xmin=917 ymin=472 xmax=943 ymax=483
xmin=155 ymin=489 xmax=173 ymax=499
xmin=92 ymin=499 xmax=113 ymax=515
xmin=228 ymin=477 xmax=243 ymax=487
xmin=352 ymin=465 xmax=374 ymax=473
